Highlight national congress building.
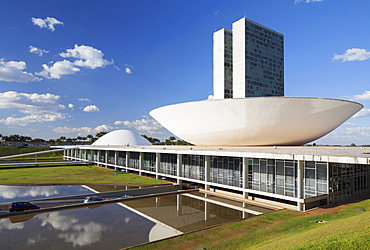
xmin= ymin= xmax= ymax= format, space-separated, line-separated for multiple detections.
xmin=59 ymin=18 xmax=369 ymax=212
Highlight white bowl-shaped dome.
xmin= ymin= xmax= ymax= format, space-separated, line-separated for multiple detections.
xmin=150 ymin=97 xmax=363 ymax=146
xmin=92 ymin=130 xmax=151 ymax=146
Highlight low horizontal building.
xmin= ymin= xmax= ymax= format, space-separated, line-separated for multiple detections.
xmin=60 ymin=144 xmax=370 ymax=211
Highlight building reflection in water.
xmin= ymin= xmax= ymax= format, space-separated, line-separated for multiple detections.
xmin=0 ymin=188 xmax=274 ymax=249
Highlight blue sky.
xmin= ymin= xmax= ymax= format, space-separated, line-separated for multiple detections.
xmin=0 ymin=0 xmax=370 ymax=145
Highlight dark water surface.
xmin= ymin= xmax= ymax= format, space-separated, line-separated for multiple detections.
xmin=0 ymin=185 xmax=273 ymax=249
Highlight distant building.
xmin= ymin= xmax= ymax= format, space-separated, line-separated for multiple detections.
xmin=213 ymin=17 xmax=284 ymax=99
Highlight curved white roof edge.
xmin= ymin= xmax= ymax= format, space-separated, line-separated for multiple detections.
xmin=150 ymin=97 xmax=363 ymax=146
xmin=92 ymin=130 xmax=151 ymax=146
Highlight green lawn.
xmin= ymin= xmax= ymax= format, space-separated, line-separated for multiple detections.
xmin=0 ymin=146 xmax=63 ymax=162
xmin=0 ymin=163 xmax=168 ymax=185
xmin=132 ymin=199 xmax=370 ymax=250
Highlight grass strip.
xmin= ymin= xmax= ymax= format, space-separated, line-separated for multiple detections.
xmin=0 ymin=163 xmax=167 ymax=185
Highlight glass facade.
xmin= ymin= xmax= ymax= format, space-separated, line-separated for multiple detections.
xmin=117 ymin=151 xmax=126 ymax=166
xmin=66 ymin=148 xmax=370 ymax=208
xmin=143 ymin=153 xmax=156 ymax=172
xmin=99 ymin=150 xmax=105 ymax=163
xmin=244 ymin=20 xmax=284 ymax=97
xmin=93 ymin=150 xmax=99 ymax=162
xmin=182 ymin=154 xmax=205 ymax=181
xmin=224 ymin=30 xmax=233 ymax=98
xmin=108 ymin=151 xmax=115 ymax=164
xmin=248 ymin=158 xmax=297 ymax=197
xmin=329 ymin=162 xmax=370 ymax=203
xmin=129 ymin=152 xmax=140 ymax=169
xmin=159 ymin=153 xmax=177 ymax=175
xmin=304 ymin=161 xmax=328 ymax=198
xmin=210 ymin=156 xmax=242 ymax=187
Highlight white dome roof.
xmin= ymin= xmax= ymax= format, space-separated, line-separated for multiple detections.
xmin=92 ymin=130 xmax=151 ymax=146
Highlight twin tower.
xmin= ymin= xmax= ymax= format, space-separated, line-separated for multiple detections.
xmin=213 ymin=17 xmax=284 ymax=99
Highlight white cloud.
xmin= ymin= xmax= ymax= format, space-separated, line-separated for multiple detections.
xmin=0 ymin=91 xmax=66 ymax=126
xmin=114 ymin=118 xmax=163 ymax=131
xmin=68 ymin=104 xmax=74 ymax=109
xmin=317 ymin=123 xmax=370 ymax=145
xmin=353 ymin=108 xmax=370 ymax=118
xmin=83 ymin=105 xmax=100 ymax=112
xmin=0 ymin=113 xmax=65 ymax=126
xmin=294 ymin=0 xmax=323 ymax=3
xmin=147 ymin=130 xmax=164 ymax=136
xmin=36 ymin=45 xmax=112 ymax=79
xmin=0 ymin=59 xmax=41 ymax=83
xmin=29 ymin=45 xmax=50 ymax=57
xmin=125 ymin=67 xmax=132 ymax=74
xmin=351 ymin=91 xmax=370 ymax=101
xmin=333 ymin=48 xmax=370 ymax=62
xmin=78 ymin=98 xmax=90 ymax=102
xmin=31 ymin=17 xmax=63 ymax=32
xmin=36 ymin=60 xmax=80 ymax=79
xmin=0 ymin=91 xmax=65 ymax=112
xmin=53 ymin=124 xmax=114 ymax=135
xmin=60 ymin=44 xmax=112 ymax=69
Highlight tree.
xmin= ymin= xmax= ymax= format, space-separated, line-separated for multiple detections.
xmin=32 ymin=138 xmax=45 ymax=142
xmin=141 ymin=134 xmax=160 ymax=144
xmin=95 ymin=131 xmax=108 ymax=138
xmin=86 ymin=134 xmax=94 ymax=141
xmin=59 ymin=136 xmax=66 ymax=141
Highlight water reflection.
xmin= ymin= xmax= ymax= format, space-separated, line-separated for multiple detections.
xmin=0 ymin=218 xmax=24 ymax=230
xmin=122 ymin=192 xmax=251 ymax=232
xmin=0 ymin=202 xmax=179 ymax=249
xmin=38 ymin=212 xmax=107 ymax=247
xmin=0 ymin=185 xmax=93 ymax=203
xmin=0 ymin=186 xmax=275 ymax=249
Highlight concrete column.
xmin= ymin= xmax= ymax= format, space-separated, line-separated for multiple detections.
xmin=105 ymin=151 xmax=108 ymax=168
xmin=177 ymin=154 xmax=182 ymax=184
xmin=242 ymin=157 xmax=249 ymax=199
xmin=205 ymin=155 xmax=211 ymax=190
xmin=297 ymin=160 xmax=304 ymax=211
xmin=97 ymin=150 xmax=100 ymax=166
xmin=204 ymin=200 xmax=210 ymax=221
xmin=139 ymin=152 xmax=144 ymax=175
xmin=114 ymin=151 xmax=117 ymax=170
xmin=126 ymin=151 xmax=130 ymax=172
xmin=156 ymin=153 xmax=160 ymax=179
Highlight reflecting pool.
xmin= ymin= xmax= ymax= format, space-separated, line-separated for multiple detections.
xmin=0 ymin=203 xmax=179 ymax=249
xmin=0 ymin=186 xmax=274 ymax=249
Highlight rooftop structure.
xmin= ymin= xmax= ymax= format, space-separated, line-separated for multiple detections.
xmin=150 ymin=97 xmax=362 ymax=146
xmin=92 ymin=130 xmax=151 ymax=146
xmin=150 ymin=18 xmax=362 ymax=146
